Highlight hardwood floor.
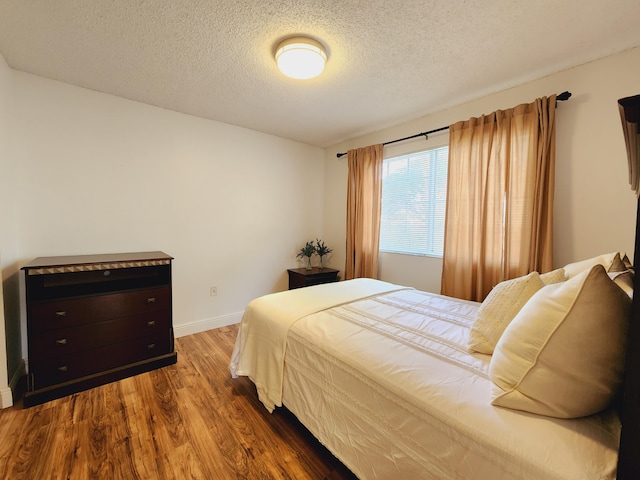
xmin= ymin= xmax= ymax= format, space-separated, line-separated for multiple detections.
xmin=0 ymin=325 xmax=359 ymax=480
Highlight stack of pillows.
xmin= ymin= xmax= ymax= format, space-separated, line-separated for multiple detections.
xmin=468 ymin=252 xmax=634 ymax=418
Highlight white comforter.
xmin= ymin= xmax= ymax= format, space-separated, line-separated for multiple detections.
xmin=230 ymin=279 xmax=620 ymax=479
xmin=229 ymin=278 xmax=407 ymax=412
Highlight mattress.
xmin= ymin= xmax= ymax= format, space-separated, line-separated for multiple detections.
xmin=231 ymin=279 xmax=620 ymax=480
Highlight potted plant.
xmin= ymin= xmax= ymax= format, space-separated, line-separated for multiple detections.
xmin=297 ymin=241 xmax=316 ymax=270
xmin=315 ymin=238 xmax=332 ymax=269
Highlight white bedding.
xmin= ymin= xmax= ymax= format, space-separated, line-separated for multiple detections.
xmin=229 ymin=278 xmax=407 ymax=411
xmin=230 ymin=279 xmax=620 ymax=480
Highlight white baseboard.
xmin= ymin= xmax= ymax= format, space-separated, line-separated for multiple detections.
xmin=174 ymin=312 xmax=243 ymax=338
xmin=1 ymin=359 xmax=25 ymax=408
xmin=0 ymin=386 xmax=12 ymax=409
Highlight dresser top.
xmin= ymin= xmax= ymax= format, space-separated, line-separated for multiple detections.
xmin=22 ymin=251 xmax=173 ymax=274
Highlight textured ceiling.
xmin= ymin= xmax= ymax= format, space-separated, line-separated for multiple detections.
xmin=1 ymin=1 xmax=640 ymax=147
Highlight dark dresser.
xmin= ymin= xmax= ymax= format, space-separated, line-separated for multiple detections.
xmin=22 ymin=251 xmax=177 ymax=407
xmin=287 ymin=267 xmax=340 ymax=289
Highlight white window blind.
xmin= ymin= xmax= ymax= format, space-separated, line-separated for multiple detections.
xmin=379 ymin=146 xmax=449 ymax=257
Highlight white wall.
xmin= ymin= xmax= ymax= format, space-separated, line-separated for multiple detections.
xmin=8 ymin=70 xmax=325 ymax=361
xmin=324 ymin=46 xmax=640 ymax=292
xmin=3 ymin=46 xmax=640 ymax=404
xmin=0 ymin=52 xmax=17 ymax=407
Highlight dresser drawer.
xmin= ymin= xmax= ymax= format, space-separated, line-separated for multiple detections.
xmin=30 ymin=333 xmax=172 ymax=390
xmin=29 ymin=310 xmax=171 ymax=361
xmin=29 ymin=286 xmax=170 ymax=333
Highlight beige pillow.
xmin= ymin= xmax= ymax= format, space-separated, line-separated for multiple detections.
xmin=489 ymin=265 xmax=630 ymax=418
xmin=539 ymin=268 xmax=566 ymax=285
xmin=609 ymin=253 xmax=627 ymax=273
xmin=563 ymin=252 xmax=620 ymax=278
xmin=610 ymin=270 xmax=634 ymax=298
xmin=468 ymin=272 xmax=544 ymax=354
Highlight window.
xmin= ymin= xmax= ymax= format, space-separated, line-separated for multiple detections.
xmin=379 ymin=146 xmax=448 ymax=257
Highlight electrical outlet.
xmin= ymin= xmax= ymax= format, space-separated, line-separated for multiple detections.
xmin=210 ymin=286 xmax=217 ymax=296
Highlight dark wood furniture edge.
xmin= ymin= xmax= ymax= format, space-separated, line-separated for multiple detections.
xmin=21 ymin=251 xmax=174 ymax=270
xmin=23 ymin=352 xmax=177 ymax=407
xmin=287 ymin=267 xmax=340 ymax=275
xmin=617 ymin=196 xmax=640 ymax=480
xmin=616 ymin=94 xmax=640 ymax=480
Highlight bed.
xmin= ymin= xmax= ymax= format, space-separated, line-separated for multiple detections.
xmin=229 ymin=253 xmax=634 ymax=480
xmin=230 ymin=95 xmax=640 ymax=480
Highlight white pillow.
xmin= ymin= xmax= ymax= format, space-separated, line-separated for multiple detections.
xmin=489 ymin=264 xmax=630 ymax=418
xmin=563 ymin=252 xmax=620 ymax=278
xmin=468 ymin=272 xmax=544 ymax=354
xmin=539 ymin=268 xmax=566 ymax=285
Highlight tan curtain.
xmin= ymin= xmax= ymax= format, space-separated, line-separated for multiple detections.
xmin=345 ymin=144 xmax=384 ymax=280
xmin=441 ymin=95 xmax=556 ymax=301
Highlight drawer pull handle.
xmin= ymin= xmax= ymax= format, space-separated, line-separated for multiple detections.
xmin=57 ymin=365 xmax=68 ymax=372
xmin=56 ymin=338 xmax=67 ymax=345
xmin=147 ymin=320 xmax=156 ymax=326
xmin=147 ymin=297 xmax=156 ymax=304
xmin=55 ymin=311 xmax=67 ymax=317
xmin=147 ymin=343 xmax=156 ymax=350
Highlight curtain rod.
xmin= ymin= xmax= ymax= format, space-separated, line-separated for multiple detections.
xmin=336 ymin=91 xmax=572 ymax=158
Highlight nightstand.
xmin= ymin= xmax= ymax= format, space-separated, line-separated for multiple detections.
xmin=287 ymin=267 xmax=340 ymax=290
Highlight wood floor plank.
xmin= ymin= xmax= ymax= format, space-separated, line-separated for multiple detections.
xmin=0 ymin=325 xmax=358 ymax=480
xmin=164 ymin=442 xmax=207 ymax=479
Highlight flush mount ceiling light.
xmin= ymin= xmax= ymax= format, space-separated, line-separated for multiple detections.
xmin=275 ymin=36 xmax=327 ymax=80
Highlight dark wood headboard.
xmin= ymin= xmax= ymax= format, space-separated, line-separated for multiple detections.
xmin=616 ymin=94 xmax=640 ymax=480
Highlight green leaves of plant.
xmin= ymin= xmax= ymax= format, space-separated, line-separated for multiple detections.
xmin=296 ymin=239 xmax=333 ymax=258
xmin=315 ymin=238 xmax=332 ymax=257
xmin=296 ymin=241 xmax=316 ymax=259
